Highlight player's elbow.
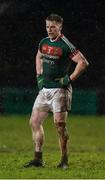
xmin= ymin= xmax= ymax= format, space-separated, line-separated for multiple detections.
xmin=80 ymin=60 xmax=89 ymax=70
xmin=80 ymin=61 xmax=89 ymax=71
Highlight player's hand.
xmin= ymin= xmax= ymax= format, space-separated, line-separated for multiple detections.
xmin=37 ymin=74 xmax=44 ymax=90
xmin=59 ymin=74 xmax=72 ymax=87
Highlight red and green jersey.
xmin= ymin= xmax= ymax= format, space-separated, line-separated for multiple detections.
xmin=39 ymin=34 xmax=78 ymax=88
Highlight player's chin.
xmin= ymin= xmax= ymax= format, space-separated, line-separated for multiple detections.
xmin=48 ymin=34 xmax=54 ymax=39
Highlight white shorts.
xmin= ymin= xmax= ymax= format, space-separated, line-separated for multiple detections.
xmin=33 ymin=86 xmax=72 ymax=113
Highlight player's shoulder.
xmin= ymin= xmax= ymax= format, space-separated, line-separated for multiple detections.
xmin=61 ymin=34 xmax=76 ymax=50
xmin=39 ymin=36 xmax=49 ymax=45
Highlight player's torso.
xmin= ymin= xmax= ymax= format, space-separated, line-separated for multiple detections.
xmin=40 ymin=35 xmax=70 ymax=79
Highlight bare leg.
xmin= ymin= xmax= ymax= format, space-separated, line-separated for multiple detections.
xmin=30 ymin=110 xmax=48 ymax=152
xmin=54 ymin=112 xmax=69 ymax=164
xmin=24 ymin=110 xmax=48 ymax=167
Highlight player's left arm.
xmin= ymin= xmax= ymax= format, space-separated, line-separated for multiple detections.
xmin=70 ymin=50 xmax=89 ymax=81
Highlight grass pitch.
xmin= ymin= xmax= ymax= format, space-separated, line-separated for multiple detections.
xmin=0 ymin=114 xmax=105 ymax=179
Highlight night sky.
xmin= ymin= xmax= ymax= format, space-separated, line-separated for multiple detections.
xmin=0 ymin=0 xmax=105 ymax=89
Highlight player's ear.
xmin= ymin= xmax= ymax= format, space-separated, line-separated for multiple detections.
xmin=59 ymin=25 xmax=62 ymax=31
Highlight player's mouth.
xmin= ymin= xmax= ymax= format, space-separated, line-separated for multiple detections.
xmin=48 ymin=33 xmax=53 ymax=35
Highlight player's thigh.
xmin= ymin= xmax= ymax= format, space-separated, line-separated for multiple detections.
xmin=53 ymin=111 xmax=68 ymax=123
xmin=30 ymin=110 xmax=48 ymax=126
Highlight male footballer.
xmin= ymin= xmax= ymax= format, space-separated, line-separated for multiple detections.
xmin=24 ymin=13 xmax=89 ymax=169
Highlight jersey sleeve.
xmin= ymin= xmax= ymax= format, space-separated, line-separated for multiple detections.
xmin=62 ymin=35 xmax=78 ymax=58
xmin=38 ymin=38 xmax=47 ymax=52
xmin=38 ymin=40 xmax=42 ymax=52
xmin=67 ymin=41 xmax=79 ymax=58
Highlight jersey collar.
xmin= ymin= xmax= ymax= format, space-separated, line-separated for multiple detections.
xmin=50 ymin=34 xmax=63 ymax=42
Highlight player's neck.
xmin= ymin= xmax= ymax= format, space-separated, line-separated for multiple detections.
xmin=50 ymin=33 xmax=62 ymax=42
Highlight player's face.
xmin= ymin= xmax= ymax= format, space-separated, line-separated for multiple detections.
xmin=46 ymin=20 xmax=62 ymax=39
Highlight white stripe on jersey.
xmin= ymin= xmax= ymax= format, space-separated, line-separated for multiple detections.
xmin=61 ymin=35 xmax=76 ymax=51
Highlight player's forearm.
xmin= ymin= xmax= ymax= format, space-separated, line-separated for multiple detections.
xmin=70 ymin=50 xmax=89 ymax=81
xmin=36 ymin=51 xmax=43 ymax=75
xmin=70 ymin=60 xmax=89 ymax=81
xmin=36 ymin=63 xmax=42 ymax=75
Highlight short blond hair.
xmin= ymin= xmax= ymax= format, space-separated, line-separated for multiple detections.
xmin=46 ymin=14 xmax=63 ymax=25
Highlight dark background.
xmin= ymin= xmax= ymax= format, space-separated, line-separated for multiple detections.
xmin=0 ymin=0 xmax=105 ymax=89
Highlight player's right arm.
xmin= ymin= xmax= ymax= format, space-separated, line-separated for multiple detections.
xmin=36 ymin=50 xmax=43 ymax=75
xmin=36 ymin=50 xmax=44 ymax=90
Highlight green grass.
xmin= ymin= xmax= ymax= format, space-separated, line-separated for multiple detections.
xmin=0 ymin=114 xmax=105 ymax=179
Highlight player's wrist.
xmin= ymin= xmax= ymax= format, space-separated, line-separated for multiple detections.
xmin=37 ymin=74 xmax=44 ymax=90
xmin=61 ymin=74 xmax=72 ymax=86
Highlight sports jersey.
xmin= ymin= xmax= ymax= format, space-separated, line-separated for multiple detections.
xmin=39 ymin=34 xmax=77 ymax=88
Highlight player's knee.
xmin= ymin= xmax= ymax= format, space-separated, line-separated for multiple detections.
xmin=55 ymin=122 xmax=69 ymax=140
